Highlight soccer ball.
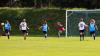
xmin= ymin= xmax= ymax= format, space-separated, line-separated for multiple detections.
xmin=1 ymin=23 xmax=4 ymax=26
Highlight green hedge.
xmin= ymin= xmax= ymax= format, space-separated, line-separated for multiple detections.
xmin=0 ymin=8 xmax=66 ymax=36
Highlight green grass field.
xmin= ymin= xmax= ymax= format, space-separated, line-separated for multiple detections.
xmin=0 ymin=36 xmax=100 ymax=56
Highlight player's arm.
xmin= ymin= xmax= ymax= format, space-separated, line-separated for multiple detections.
xmin=27 ymin=27 xmax=29 ymax=30
xmin=85 ymin=24 xmax=88 ymax=31
xmin=47 ymin=24 xmax=50 ymax=30
xmin=8 ymin=23 xmax=11 ymax=31
xmin=26 ymin=23 xmax=29 ymax=30
xmin=78 ymin=23 xmax=80 ymax=28
xmin=95 ymin=24 xmax=98 ymax=30
xmin=39 ymin=26 xmax=42 ymax=30
xmin=63 ymin=26 xmax=65 ymax=31
xmin=26 ymin=25 xmax=29 ymax=30
xmin=48 ymin=26 xmax=50 ymax=30
xmin=10 ymin=25 xmax=11 ymax=31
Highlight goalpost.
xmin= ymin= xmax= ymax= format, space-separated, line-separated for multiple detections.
xmin=66 ymin=10 xmax=74 ymax=37
xmin=66 ymin=10 xmax=100 ymax=37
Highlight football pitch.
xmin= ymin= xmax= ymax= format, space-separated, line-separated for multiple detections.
xmin=0 ymin=36 xmax=100 ymax=56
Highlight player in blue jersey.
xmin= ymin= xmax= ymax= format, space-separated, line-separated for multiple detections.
xmin=40 ymin=20 xmax=49 ymax=38
xmin=3 ymin=20 xmax=11 ymax=39
xmin=89 ymin=19 xmax=98 ymax=40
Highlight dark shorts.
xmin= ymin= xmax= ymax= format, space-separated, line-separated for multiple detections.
xmin=5 ymin=29 xmax=10 ymax=33
xmin=90 ymin=31 xmax=95 ymax=35
xmin=43 ymin=31 xmax=47 ymax=34
xmin=79 ymin=30 xmax=84 ymax=33
xmin=21 ymin=30 xmax=28 ymax=34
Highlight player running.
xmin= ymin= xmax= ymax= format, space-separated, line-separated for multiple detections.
xmin=19 ymin=19 xmax=29 ymax=40
xmin=56 ymin=21 xmax=65 ymax=38
xmin=78 ymin=18 xmax=87 ymax=41
xmin=40 ymin=20 xmax=49 ymax=38
xmin=3 ymin=20 xmax=11 ymax=39
xmin=89 ymin=19 xmax=98 ymax=40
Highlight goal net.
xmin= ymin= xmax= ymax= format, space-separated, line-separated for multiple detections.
xmin=66 ymin=10 xmax=100 ymax=37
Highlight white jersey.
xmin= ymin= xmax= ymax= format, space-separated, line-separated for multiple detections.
xmin=20 ymin=22 xmax=27 ymax=30
xmin=78 ymin=22 xmax=86 ymax=30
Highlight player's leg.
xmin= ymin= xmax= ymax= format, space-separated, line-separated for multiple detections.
xmin=80 ymin=31 xmax=84 ymax=41
xmin=44 ymin=31 xmax=47 ymax=38
xmin=22 ymin=30 xmax=26 ymax=40
xmin=58 ymin=30 xmax=62 ymax=38
xmin=58 ymin=30 xmax=60 ymax=37
xmin=43 ymin=31 xmax=47 ymax=38
xmin=7 ymin=31 xmax=10 ymax=39
xmin=24 ymin=33 xmax=27 ymax=40
xmin=24 ymin=30 xmax=29 ymax=40
xmin=80 ymin=32 xmax=82 ymax=41
xmin=24 ymin=30 xmax=28 ymax=40
xmin=90 ymin=31 xmax=95 ymax=40
xmin=45 ymin=33 xmax=47 ymax=38
xmin=43 ymin=31 xmax=46 ymax=38
xmin=82 ymin=32 xmax=84 ymax=40
xmin=82 ymin=30 xmax=84 ymax=40
xmin=81 ymin=30 xmax=85 ymax=40
xmin=5 ymin=29 xmax=10 ymax=39
xmin=93 ymin=31 xmax=95 ymax=40
xmin=90 ymin=31 xmax=92 ymax=38
xmin=93 ymin=33 xmax=95 ymax=40
xmin=26 ymin=32 xmax=28 ymax=36
xmin=26 ymin=30 xmax=28 ymax=36
xmin=79 ymin=30 xmax=83 ymax=41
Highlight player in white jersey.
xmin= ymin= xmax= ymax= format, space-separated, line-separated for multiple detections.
xmin=19 ymin=19 xmax=29 ymax=40
xmin=78 ymin=18 xmax=87 ymax=41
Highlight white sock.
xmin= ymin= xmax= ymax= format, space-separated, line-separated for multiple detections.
xmin=45 ymin=34 xmax=47 ymax=37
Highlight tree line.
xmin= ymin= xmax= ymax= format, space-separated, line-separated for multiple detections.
xmin=0 ymin=0 xmax=100 ymax=9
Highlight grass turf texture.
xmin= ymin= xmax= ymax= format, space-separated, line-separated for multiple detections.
xmin=0 ymin=36 xmax=100 ymax=56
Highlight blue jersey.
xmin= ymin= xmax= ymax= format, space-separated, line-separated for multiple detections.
xmin=42 ymin=24 xmax=48 ymax=32
xmin=4 ymin=23 xmax=11 ymax=30
xmin=89 ymin=23 xmax=95 ymax=32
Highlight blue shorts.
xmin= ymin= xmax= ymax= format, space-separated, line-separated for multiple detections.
xmin=5 ymin=29 xmax=10 ymax=33
xmin=43 ymin=31 xmax=47 ymax=34
xmin=90 ymin=31 xmax=95 ymax=35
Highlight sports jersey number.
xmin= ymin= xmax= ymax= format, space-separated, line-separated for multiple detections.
xmin=22 ymin=24 xmax=25 ymax=27
xmin=80 ymin=24 xmax=84 ymax=27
